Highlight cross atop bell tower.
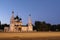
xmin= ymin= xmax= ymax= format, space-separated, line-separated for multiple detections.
xmin=12 ymin=10 xmax=14 ymax=13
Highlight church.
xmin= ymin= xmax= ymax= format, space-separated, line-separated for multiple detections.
xmin=4 ymin=11 xmax=33 ymax=32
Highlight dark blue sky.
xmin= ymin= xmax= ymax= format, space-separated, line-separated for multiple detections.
xmin=0 ymin=0 xmax=60 ymax=25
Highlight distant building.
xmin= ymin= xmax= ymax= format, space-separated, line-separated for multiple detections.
xmin=4 ymin=11 xmax=33 ymax=32
xmin=4 ymin=24 xmax=9 ymax=32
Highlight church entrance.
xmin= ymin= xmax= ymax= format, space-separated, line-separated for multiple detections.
xmin=18 ymin=28 xmax=21 ymax=32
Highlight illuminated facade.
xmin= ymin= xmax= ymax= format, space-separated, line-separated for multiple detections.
xmin=8 ymin=11 xmax=33 ymax=32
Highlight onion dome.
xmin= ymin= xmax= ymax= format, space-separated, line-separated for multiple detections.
xmin=14 ymin=16 xmax=19 ymax=19
xmin=14 ymin=16 xmax=22 ymax=22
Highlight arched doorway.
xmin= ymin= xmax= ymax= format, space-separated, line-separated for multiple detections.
xmin=18 ymin=28 xmax=21 ymax=32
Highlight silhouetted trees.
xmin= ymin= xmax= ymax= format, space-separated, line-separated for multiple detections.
xmin=34 ymin=21 xmax=60 ymax=32
xmin=56 ymin=24 xmax=60 ymax=31
xmin=34 ymin=21 xmax=50 ymax=31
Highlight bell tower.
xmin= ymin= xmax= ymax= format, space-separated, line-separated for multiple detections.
xmin=10 ymin=11 xmax=15 ymax=32
xmin=28 ymin=14 xmax=33 ymax=31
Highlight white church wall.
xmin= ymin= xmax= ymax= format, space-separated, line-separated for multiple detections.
xmin=4 ymin=27 xmax=9 ymax=32
xmin=22 ymin=27 xmax=28 ymax=32
xmin=28 ymin=26 xmax=33 ymax=31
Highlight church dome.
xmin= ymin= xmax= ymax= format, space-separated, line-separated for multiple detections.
xmin=14 ymin=16 xmax=22 ymax=21
xmin=14 ymin=16 xmax=19 ymax=19
xmin=19 ymin=18 xmax=22 ymax=20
